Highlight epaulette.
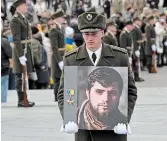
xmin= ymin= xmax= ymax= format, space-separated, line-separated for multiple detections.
xmin=65 ymin=48 xmax=79 ymax=57
xmin=13 ymin=13 xmax=18 ymax=18
xmin=110 ymin=45 xmax=127 ymax=54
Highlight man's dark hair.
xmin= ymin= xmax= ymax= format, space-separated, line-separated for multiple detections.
xmin=86 ymin=67 xmax=124 ymax=95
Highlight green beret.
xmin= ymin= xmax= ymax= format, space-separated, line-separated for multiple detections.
xmin=51 ymin=9 xmax=65 ymax=19
xmin=78 ymin=12 xmax=106 ymax=33
xmin=13 ymin=0 xmax=26 ymax=8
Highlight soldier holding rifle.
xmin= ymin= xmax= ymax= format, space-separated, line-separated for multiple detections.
xmin=10 ymin=0 xmax=35 ymax=107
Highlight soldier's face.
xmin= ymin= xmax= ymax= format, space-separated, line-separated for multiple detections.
xmin=108 ymin=26 xmax=117 ymax=35
xmin=18 ymin=3 xmax=28 ymax=13
xmin=83 ymin=30 xmax=104 ymax=50
xmin=86 ymin=81 xmax=120 ymax=117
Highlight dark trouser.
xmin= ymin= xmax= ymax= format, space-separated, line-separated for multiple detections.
xmin=8 ymin=68 xmax=16 ymax=90
xmin=146 ymin=55 xmax=152 ymax=72
xmin=54 ymin=77 xmax=60 ymax=101
xmin=132 ymin=56 xmax=140 ymax=79
xmin=75 ymin=130 xmax=127 ymax=141
xmin=15 ymin=73 xmax=24 ymax=102
xmin=157 ymin=53 xmax=163 ymax=66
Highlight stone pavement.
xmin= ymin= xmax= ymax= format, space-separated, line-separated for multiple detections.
xmin=1 ymin=66 xmax=167 ymax=141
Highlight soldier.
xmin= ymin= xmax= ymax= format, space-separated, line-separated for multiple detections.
xmin=131 ymin=17 xmax=145 ymax=82
xmin=10 ymin=0 xmax=35 ymax=107
xmin=49 ymin=9 xmax=65 ymax=101
xmin=103 ymin=20 xmax=118 ymax=46
xmin=119 ymin=20 xmax=134 ymax=70
xmin=145 ymin=15 xmax=156 ymax=73
xmin=119 ymin=20 xmax=134 ymax=55
xmin=58 ymin=12 xmax=137 ymax=141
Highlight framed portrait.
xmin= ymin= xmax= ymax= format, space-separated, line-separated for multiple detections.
xmin=64 ymin=66 xmax=128 ymax=130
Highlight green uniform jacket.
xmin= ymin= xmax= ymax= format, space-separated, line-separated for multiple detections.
xmin=145 ymin=24 xmax=156 ymax=56
xmin=57 ymin=43 xmax=137 ymax=141
xmin=119 ymin=30 xmax=133 ymax=55
xmin=131 ymin=26 xmax=145 ymax=57
xmin=49 ymin=25 xmax=65 ymax=78
xmin=103 ymin=31 xmax=118 ymax=46
xmin=10 ymin=12 xmax=34 ymax=73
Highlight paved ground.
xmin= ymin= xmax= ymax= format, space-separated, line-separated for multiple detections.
xmin=1 ymin=66 xmax=167 ymax=141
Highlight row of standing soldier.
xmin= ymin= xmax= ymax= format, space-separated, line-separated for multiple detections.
xmin=103 ymin=13 xmax=167 ymax=81
xmin=9 ymin=0 xmax=167 ymax=107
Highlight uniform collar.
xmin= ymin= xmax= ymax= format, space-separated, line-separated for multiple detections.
xmin=54 ymin=21 xmax=61 ymax=29
xmin=75 ymin=42 xmax=114 ymax=60
xmin=86 ymin=44 xmax=102 ymax=66
xmin=107 ymin=30 xmax=115 ymax=37
xmin=124 ymin=28 xmax=130 ymax=33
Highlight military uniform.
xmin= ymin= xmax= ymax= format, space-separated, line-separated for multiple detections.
xmin=103 ymin=31 xmax=118 ymax=46
xmin=131 ymin=24 xmax=145 ymax=81
xmin=49 ymin=10 xmax=65 ymax=101
xmin=119 ymin=29 xmax=133 ymax=56
xmin=10 ymin=0 xmax=35 ymax=106
xmin=57 ymin=12 xmax=137 ymax=141
xmin=145 ymin=23 xmax=156 ymax=72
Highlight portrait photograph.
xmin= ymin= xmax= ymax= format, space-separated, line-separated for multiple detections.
xmin=77 ymin=66 xmax=128 ymax=130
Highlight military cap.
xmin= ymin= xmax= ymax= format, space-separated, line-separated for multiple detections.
xmin=124 ymin=19 xmax=133 ymax=26
xmin=87 ymin=7 xmax=96 ymax=13
xmin=13 ymin=0 xmax=26 ymax=8
xmin=133 ymin=17 xmax=140 ymax=22
xmin=106 ymin=19 xmax=117 ymax=28
xmin=51 ymin=9 xmax=65 ymax=19
xmin=160 ymin=13 xmax=165 ymax=17
xmin=147 ymin=15 xmax=155 ymax=21
xmin=78 ymin=12 xmax=106 ymax=32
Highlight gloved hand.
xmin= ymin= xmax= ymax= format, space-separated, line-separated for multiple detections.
xmin=151 ymin=44 xmax=157 ymax=52
xmin=129 ymin=57 xmax=132 ymax=65
xmin=60 ymin=121 xmax=78 ymax=134
xmin=135 ymin=50 xmax=140 ymax=57
xmin=164 ymin=41 xmax=167 ymax=47
xmin=114 ymin=123 xmax=131 ymax=135
xmin=58 ymin=61 xmax=64 ymax=71
xmin=19 ymin=56 xmax=27 ymax=66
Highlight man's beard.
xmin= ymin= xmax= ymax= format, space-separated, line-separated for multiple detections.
xmin=89 ymin=103 xmax=111 ymax=123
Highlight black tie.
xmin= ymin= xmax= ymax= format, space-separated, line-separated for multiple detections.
xmin=92 ymin=53 xmax=97 ymax=63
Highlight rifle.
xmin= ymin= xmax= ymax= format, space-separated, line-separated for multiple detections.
xmin=152 ymin=51 xmax=157 ymax=73
xmin=22 ymin=62 xmax=29 ymax=107
xmin=151 ymin=39 xmax=157 ymax=73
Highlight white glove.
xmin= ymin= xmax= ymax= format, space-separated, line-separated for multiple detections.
xmin=164 ymin=41 xmax=167 ymax=47
xmin=114 ymin=123 xmax=131 ymax=135
xmin=129 ymin=57 xmax=132 ymax=64
xmin=60 ymin=121 xmax=78 ymax=134
xmin=58 ymin=61 xmax=64 ymax=71
xmin=151 ymin=44 xmax=157 ymax=52
xmin=19 ymin=56 xmax=27 ymax=66
xmin=135 ymin=50 xmax=140 ymax=57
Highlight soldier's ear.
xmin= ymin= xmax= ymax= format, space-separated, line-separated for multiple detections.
xmin=86 ymin=90 xmax=90 ymax=99
xmin=101 ymin=30 xmax=104 ymax=37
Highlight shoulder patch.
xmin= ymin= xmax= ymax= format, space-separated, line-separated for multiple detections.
xmin=65 ymin=48 xmax=78 ymax=57
xmin=110 ymin=45 xmax=127 ymax=54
